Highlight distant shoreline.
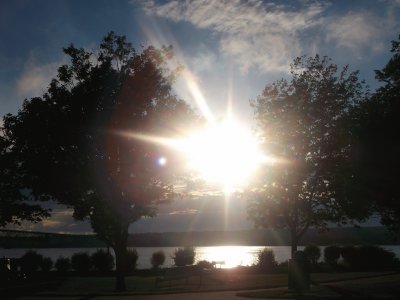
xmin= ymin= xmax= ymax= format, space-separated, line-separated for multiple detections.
xmin=1 ymin=227 xmax=399 ymax=248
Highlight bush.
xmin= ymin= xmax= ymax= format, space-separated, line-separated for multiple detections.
xmin=55 ymin=257 xmax=71 ymax=273
xmin=172 ymin=247 xmax=196 ymax=266
xmin=340 ymin=245 xmax=400 ymax=271
xmin=20 ymin=250 xmax=43 ymax=275
xmin=71 ymin=252 xmax=92 ymax=273
xmin=197 ymin=260 xmax=214 ymax=270
xmin=304 ymin=245 xmax=321 ymax=265
xmin=126 ymin=249 xmax=139 ymax=273
xmin=256 ymin=248 xmax=278 ymax=273
xmin=91 ymin=249 xmax=114 ymax=272
xmin=151 ymin=250 xmax=166 ymax=269
xmin=341 ymin=246 xmax=359 ymax=269
xmin=324 ymin=245 xmax=341 ymax=267
xmin=359 ymin=246 xmax=399 ymax=271
xmin=40 ymin=257 xmax=53 ymax=272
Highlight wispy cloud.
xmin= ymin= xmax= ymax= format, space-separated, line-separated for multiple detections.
xmin=138 ymin=0 xmax=327 ymax=73
xmin=16 ymin=57 xmax=61 ymax=98
xmin=325 ymin=10 xmax=390 ymax=54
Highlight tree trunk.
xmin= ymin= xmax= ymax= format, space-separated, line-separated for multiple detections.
xmin=113 ymin=229 xmax=128 ymax=292
xmin=290 ymin=229 xmax=298 ymax=258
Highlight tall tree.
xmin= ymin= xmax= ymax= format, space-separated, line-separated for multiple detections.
xmin=351 ymin=35 xmax=400 ymax=230
xmin=247 ymin=55 xmax=369 ymax=256
xmin=2 ymin=32 xmax=195 ymax=291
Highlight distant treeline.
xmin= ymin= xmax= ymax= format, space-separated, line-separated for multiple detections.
xmin=0 ymin=227 xmax=398 ymax=248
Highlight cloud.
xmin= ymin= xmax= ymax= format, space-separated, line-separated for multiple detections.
xmin=16 ymin=56 xmax=62 ymax=99
xmin=138 ymin=0 xmax=328 ymax=73
xmin=325 ymin=10 xmax=390 ymax=54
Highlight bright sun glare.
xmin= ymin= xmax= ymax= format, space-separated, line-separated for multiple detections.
xmin=179 ymin=118 xmax=263 ymax=192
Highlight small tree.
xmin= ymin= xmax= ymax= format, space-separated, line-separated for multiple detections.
xmin=40 ymin=257 xmax=53 ymax=272
xmin=91 ymin=249 xmax=114 ymax=273
xmin=55 ymin=257 xmax=71 ymax=273
xmin=256 ymin=248 xmax=278 ymax=273
xmin=20 ymin=250 xmax=43 ymax=275
xmin=324 ymin=245 xmax=341 ymax=267
xmin=71 ymin=252 xmax=92 ymax=273
xmin=172 ymin=247 xmax=195 ymax=266
xmin=304 ymin=245 xmax=321 ymax=266
xmin=341 ymin=245 xmax=358 ymax=269
xmin=126 ymin=249 xmax=139 ymax=273
xmin=151 ymin=250 xmax=166 ymax=269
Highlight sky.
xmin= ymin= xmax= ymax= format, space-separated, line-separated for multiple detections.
xmin=1 ymin=0 xmax=399 ymax=233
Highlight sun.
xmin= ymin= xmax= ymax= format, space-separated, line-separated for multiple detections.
xmin=179 ymin=118 xmax=263 ymax=192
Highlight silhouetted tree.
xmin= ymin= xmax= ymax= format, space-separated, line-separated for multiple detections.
xmin=151 ymin=250 xmax=166 ymax=269
xmin=91 ymin=249 xmax=114 ymax=272
xmin=304 ymin=245 xmax=321 ymax=266
xmin=2 ymin=32 xmax=195 ymax=291
xmin=0 ymin=132 xmax=50 ymax=226
xmin=256 ymin=248 xmax=278 ymax=273
xmin=126 ymin=249 xmax=139 ymax=273
xmin=55 ymin=256 xmax=70 ymax=273
xmin=247 ymin=55 xmax=369 ymax=257
xmin=172 ymin=247 xmax=195 ymax=266
xmin=71 ymin=252 xmax=92 ymax=273
xmin=20 ymin=250 xmax=43 ymax=275
xmin=40 ymin=257 xmax=53 ymax=272
xmin=324 ymin=245 xmax=341 ymax=267
xmin=350 ymin=35 xmax=400 ymax=230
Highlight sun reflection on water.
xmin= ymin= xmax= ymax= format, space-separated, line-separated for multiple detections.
xmin=195 ymin=246 xmax=259 ymax=268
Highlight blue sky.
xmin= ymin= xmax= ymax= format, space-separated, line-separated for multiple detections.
xmin=1 ymin=0 xmax=398 ymax=233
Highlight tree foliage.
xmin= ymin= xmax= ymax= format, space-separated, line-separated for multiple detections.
xmin=20 ymin=250 xmax=43 ymax=275
xmin=350 ymin=35 xmax=400 ymax=230
xmin=55 ymin=256 xmax=71 ymax=273
xmin=2 ymin=32 xmax=195 ymax=291
xmin=91 ymin=249 xmax=114 ymax=272
xmin=304 ymin=245 xmax=321 ymax=266
xmin=247 ymin=55 xmax=369 ymax=256
xmin=256 ymin=248 xmax=278 ymax=273
xmin=151 ymin=250 xmax=166 ymax=269
xmin=172 ymin=247 xmax=196 ymax=266
xmin=71 ymin=252 xmax=92 ymax=273
xmin=0 ymin=132 xmax=50 ymax=226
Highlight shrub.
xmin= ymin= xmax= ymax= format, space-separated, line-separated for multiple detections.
xmin=341 ymin=246 xmax=359 ymax=269
xmin=40 ymin=257 xmax=53 ymax=272
xmin=324 ymin=245 xmax=341 ymax=267
xmin=71 ymin=252 xmax=92 ymax=273
xmin=126 ymin=249 xmax=139 ymax=273
xmin=20 ymin=250 xmax=43 ymax=275
xmin=358 ymin=246 xmax=399 ymax=271
xmin=55 ymin=257 xmax=71 ymax=273
xmin=197 ymin=260 xmax=214 ymax=270
xmin=304 ymin=245 xmax=321 ymax=265
xmin=91 ymin=249 xmax=114 ymax=272
xmin=151 ymin=250 xmax=166 ymax=269
xmin=172 ymin=247 xmax=196 ymax=266
xmin=256 ymin=248 xmax=278 ymax=273
xmin=341 ymin=245 xmax=399 ymax=271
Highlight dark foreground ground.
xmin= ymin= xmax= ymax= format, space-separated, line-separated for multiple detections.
xmin=6 ymin=272 xmax=400 ymax=300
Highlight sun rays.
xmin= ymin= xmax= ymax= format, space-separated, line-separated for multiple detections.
xmin=116 ymin=21 xmax=276 ymax=194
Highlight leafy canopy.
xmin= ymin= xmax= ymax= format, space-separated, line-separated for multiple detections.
xmin=2 ymin=32 xmax=195 ymax=245
xmin=247 ymin=55 xmax=368 ymax=250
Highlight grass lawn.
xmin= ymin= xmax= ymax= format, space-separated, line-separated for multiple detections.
xmin=38 ymin=271 xmax=395 ymax=295
xmin=236 ymin=272 xmax=399 ymax=299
